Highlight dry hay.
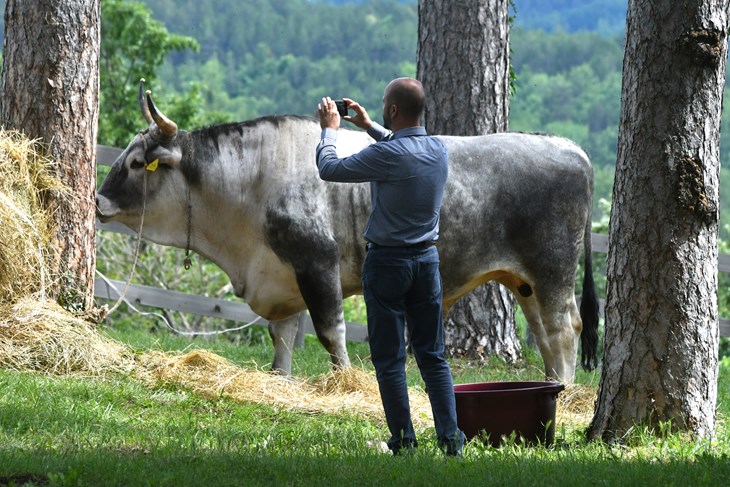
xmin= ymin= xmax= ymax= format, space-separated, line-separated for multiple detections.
xmin=138 ymin=349 xmax=434 ymax=428
xmin=0 ymin=295 xmax=432 ymax=425
xmin=0 ymin=296 xmax=135 ymax=376
xmin=0 ymin=294 xmax=431 ymax=426
xmin=0 ymin=295 xmax=595 ymax=429
xmin=557 ymin=383 xmax=598 ymax=426
xmin=0 ymin=131 xmax=135 ymax=376
xmin=0 ymin=131 xmax=66 ymax=302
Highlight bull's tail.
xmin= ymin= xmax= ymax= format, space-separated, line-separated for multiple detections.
xmin=579 ymin=214 xmax=600 ymax=370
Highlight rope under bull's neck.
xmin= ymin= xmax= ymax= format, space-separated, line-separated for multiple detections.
xmin=104 ymin=152 xmax=148 ymax=315
xmin=184 ymin=183 xmax=192 ymax=270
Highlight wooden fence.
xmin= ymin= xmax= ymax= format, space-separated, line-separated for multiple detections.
xmin=94 ymin=146 xmax=730 ymax=340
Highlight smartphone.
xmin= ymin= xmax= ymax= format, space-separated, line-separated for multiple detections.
xmin=335 ymin=100 xmax=348 ymax=117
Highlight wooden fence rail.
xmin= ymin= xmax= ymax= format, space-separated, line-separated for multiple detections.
xmin=95 ymin=146 xmax=730 ymax=340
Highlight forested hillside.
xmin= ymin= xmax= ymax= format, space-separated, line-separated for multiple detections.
xmin=320 ymin=0 xmax=628 ymax=33
xmin=145 ymin=0 xmax=418 ymax=123
xmin=513 ymin=0 xmax=626 ymax=34
xmin=142 ymin=0 xmax=625 ymax=166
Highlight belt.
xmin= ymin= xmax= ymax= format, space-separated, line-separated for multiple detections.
xmin=366 ymin=241 xmax=437 ymax=251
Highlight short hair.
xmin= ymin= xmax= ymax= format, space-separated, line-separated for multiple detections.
xmin=385 ymin=78 xmax=426 ymax=120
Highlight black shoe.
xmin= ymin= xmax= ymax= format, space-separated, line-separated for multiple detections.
xmin=390 ymin=438 xmax=418 ymax=456
xmin=439 ymin=430 xmax=465 ymax=457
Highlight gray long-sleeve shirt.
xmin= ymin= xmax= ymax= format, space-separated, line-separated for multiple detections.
xmin=316 ymin=122 xmax=448 ymax=247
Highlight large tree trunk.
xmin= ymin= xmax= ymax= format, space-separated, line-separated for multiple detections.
xmin=417 ymin=0 xmax=519 ymax=363
xmin=588 ymin=0 xmax=728 ymax=441
xmin=1 ymin=0 xmax=100 ymax=311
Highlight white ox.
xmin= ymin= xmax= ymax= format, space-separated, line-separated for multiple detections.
xmin=96 ymin=81 xmax=599 ymax=382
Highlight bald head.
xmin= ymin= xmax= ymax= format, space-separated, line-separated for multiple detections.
xmin=383 ymin=78 xmax=426 ymax=124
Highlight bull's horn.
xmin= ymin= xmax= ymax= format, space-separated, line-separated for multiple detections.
xmin=146 ymin=90 xmax=178 ymax=141
xmin=139 ymin=78 xmax=153 ymax=124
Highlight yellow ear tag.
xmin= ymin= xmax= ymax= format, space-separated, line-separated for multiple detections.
xmin=146 ymin=159 xmax=159 ymax=172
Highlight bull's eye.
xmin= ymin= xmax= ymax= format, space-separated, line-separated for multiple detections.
xmin=130 ymin=160 xmax=145 ymax=170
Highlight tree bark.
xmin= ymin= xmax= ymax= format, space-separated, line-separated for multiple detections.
xmin=1 ymin=0 xmax=100 ymax=311
xmin=588 ymin=0 xmax=728 ymax=441
xmin=417 ymin=0 xmax=519 ymax=363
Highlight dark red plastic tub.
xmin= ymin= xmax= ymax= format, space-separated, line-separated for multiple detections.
xmin=454 ymin=381 xmax=565 ymax=447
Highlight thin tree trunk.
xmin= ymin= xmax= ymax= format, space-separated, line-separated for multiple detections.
xmin=1 ymin=0 xmax=100 ymax=311
xmin=588 ymin=0 xmax=728 ymax=441
xmin=417 ymin=0 xmax=519 ymax=363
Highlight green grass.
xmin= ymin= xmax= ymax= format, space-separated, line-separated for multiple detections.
xmin=1 ymin=327 xmax=729 ymax=486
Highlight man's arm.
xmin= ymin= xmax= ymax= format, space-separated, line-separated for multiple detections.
xmin=314 ymin=96 xmax=391 ymax=182
xmin=315 ymin=126 xmax=337 ymax=169
xmin=366 ymin=122 xmax=392 ymax=142
xmin=316 ymin=131 xmax=389 ymax=183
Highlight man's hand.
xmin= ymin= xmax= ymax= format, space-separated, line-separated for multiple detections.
xmin=318 ymin=97 xmax=340 ymax=130
xmin=318 ymin=97 xmax=373 ymax=131
xmin=341 ymin=97 xmax=373 ymax=131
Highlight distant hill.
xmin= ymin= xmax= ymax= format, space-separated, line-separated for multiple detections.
xmin=314 ymin=0 xmax=628 ymax=35
xmin=0 ymin=0 xmax=627 ymax=52
xmin=513 ymin=0 xmax=627 ymax=35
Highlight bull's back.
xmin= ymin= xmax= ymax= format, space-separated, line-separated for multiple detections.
xmin=436 ymin=132 xmax=593 ymax=300
xmin=265 ymin=124 xmax=591 ymax=306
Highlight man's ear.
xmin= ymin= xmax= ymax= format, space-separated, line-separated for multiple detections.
xmin=389 ymin=104 xmax=398 ymax=119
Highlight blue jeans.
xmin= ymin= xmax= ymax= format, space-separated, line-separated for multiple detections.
xmin=362 ymin=245 xmax=464 ymax=455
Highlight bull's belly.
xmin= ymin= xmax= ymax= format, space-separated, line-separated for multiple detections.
xmin=441 ymin=268 xmax=531 ymax=310
xmin=228 ymin=251 xmax=306 ymax=321
xmin=239 ymin=280 xmax=305 ymax=320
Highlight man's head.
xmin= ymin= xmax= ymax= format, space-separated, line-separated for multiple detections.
xmin=382 ymin=77 xmax=426 ymax=131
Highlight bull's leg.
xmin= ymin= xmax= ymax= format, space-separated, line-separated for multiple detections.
xmin=268 ymin=314 xmax=300 ymax=375
xmin=516 ymin=293 xmax=580 ymax=383
xmin=294 ymin=264 xmax=351 ymax=370
xmin=515 ymin=296 xmax=558 ymax=377
xmin=314 ymin=311 xmax=350 ymax=369
xmin=264 ymin=211 xmax=350 ymax=369
xmin=539 ymin=297 xmax=581 ymax=383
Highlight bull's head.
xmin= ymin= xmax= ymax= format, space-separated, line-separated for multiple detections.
xmin=96 ymin=79 xmax=187 ymax=244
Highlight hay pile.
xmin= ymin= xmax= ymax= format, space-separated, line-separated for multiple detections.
xmin=138 ymin=350 xmax=432 ymax=426
xmin=0 ymin=131 xmax=134 ymax=377
xmin=0 ymin=131 xmax=64 ymax=300
xmin=0 ymin=296 xmax=135 ymax=376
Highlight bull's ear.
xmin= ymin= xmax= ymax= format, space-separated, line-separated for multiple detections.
xmin=148 ymin=145 xmax=183 ymax=169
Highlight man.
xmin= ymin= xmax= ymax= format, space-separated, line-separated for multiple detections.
xmin=316 ymin=78 xmax=464 ymax=456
